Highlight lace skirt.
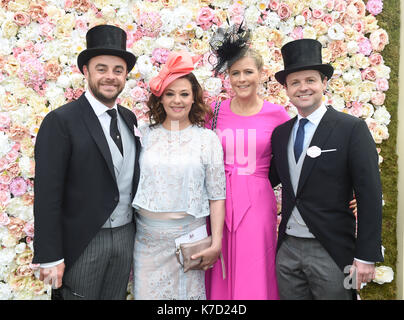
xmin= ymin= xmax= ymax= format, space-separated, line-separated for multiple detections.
xmin=133 ymin=213 xmax=207 ymax=300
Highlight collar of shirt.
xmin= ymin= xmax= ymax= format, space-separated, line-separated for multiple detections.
xmin=85 ymin=91 xmax=118 ymax=118
xmin=296 ymin=103 xmax=328 ymax=127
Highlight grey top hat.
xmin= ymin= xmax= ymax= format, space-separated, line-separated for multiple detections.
xmin=77 ymin=25 xmax=137 ymax=74
xmin=275 ymin=39 xmax=334 ymax=85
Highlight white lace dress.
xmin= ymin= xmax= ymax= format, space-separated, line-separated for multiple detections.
xmin=132 ymin=124 xmax=226 ymax=300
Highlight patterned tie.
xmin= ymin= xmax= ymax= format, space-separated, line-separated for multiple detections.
xmin=294 ymin=118 xmax=309 ymax=162
xmin=106 ymin=109 xmax=123 ymax=155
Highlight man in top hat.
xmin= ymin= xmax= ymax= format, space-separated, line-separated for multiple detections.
xmin=269 ymin=39 xmax=383 ymax=299
xmin=33 ymin=25 xmax=141 ymax=300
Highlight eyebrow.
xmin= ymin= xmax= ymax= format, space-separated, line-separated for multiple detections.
xmin=95 ymin=63 xmax=125 ymax=70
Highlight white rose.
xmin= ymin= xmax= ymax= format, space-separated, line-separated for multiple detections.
xmin=265 ymin=12 xmax=281 ymax=29
xmin=330 ymin=95 xmax=345 ymax=112
xmin=328 ymin=23 xmax=345 ymax=41
xmin=295 ymin=15 xmax=306 ymax=26
xmin=204 ymin=78 xmax=223 ymax=96
xmin=156 ymin=36 xmax=175 ymax=50
xmin=56 ymin=74 xmax=71 ymax=88
xmin=373 ymin=106 xmax=391 ymax=125
xmin=244 ymin=6 xmax=260 ymax=25
xmin=310 ymin=0 xmax=328 ymax=10
xmin=0 ymin=37 xmax=12 ymax=55
xmin=303 ymin=26 xmax=317 ymax=39
xmin=70 ymin=73 xmax=84 ymax=89
xmin=0 ymin=132 xmax=11 ymax=157
xmin=374 ymin=64 xmax=391 ymax=79
xmin=0 ymin=282 xmax=13 ymax=300
xmin=193 ymin=66 xmax=214 ymax=83
xmin=0 ymin=247 xmax=16 ymax=265
xmin=279 ymin=18 xmax=294 ymax=35
xmin=346 ymin=41 xmax=359 ymax=55
xmin=373 ymin=266 xmax=394 ymax=285
xmin=361 ymin=103 xmax=374 ymax=119
xmin=101 ymin=5 xmax=116 ymax=20
xmin=137 ymin=55 xmax=154 ymax=79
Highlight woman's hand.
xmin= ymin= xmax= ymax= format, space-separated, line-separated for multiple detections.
xmin=191 ymin=243 xmax=221 ymax=271
xmin=349 ymin=198 xmax=357 ymax=215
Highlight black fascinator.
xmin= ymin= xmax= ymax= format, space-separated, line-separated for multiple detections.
xmin=209 ymin=22 xmax=251 ymax=75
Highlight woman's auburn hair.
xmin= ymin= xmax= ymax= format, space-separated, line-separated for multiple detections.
xmin=147 ymin=73 xmax=213 ymax=127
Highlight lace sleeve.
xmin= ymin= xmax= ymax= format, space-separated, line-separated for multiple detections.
xmin=203 ymin=130 xmax=226 ymax=200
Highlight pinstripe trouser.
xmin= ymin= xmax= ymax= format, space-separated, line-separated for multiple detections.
xmin=276 ymin=235 xmax=353 ymax=300
xmin=60 ymin=222 xmax=135 ymax=300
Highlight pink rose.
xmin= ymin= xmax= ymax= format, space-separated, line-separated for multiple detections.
xmin=371 ymin=92 xmax=386 ymax=106
xmin=323 ymin=14 xmax=334 ymax=26
xmin=75 ymin=19 xmax=88 ymax=33
xmin=301 ymin=8 xmax=312 ymax=21
xmin=358 ymin=37 xmax=372 ymax=56
xmin=0 ymin=113 xmax=11 ymax=129
xmin=366 ymin=0 xmax=383 ymax=16
xmin=0 ymin=158 xmax=8 ymax=171
xmin=369 ymin=53 xmax=384 ymax=66
xmin=361 ymin=68 xmax=377 ymax=81
xmin=13 ymin=12 xmax=31 ymax=26
xmin=197 ymin=7 xmax=215 ymax=30
xmin=229 ymin=2 xmax=245 ymax=16
xmin=376 ymin=78 xmax=389 ymax=91
xmin=23 ymin=221 xmax=35 ymax=237
xmin=370 ymin=29 xmax=389 ymax=51
xmin=312 ymin=9 xmax=324 ymax=19
xmin=353 ymin=21 xmax=364 ymax=34
xmin=10 ymin=177 xmax=27 ymax=197
xmin=326 ymin=0 xmax=335 ymax=11
xmin=334 ymin=0 xmax=347 ymax=12
xmin=130 ymin=87 xmax=148 ymax=102
xmin=269 ymin=0 xmax=280 ymax=11
xmin=278 ymin=3 xmax=291 ymax=20
xmin=291 ymin=27 xmax=303 ymax=40
xmin=0 ymin=210 xmax=10 ymax=226
xmin=152 ymin=48 xmax=170 ymax=64
xmin=0 ymin=172 xmax=13 ymax=185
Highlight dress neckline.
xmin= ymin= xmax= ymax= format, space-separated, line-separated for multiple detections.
xmin=228 ymin=99 xmax=265 ymax=117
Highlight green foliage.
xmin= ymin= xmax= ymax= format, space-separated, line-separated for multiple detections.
xmin=360 ymin=0 xmax=399 ymax=300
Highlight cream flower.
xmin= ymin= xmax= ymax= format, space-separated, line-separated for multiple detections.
xmin=2 ymin=20 xmax=19 ymax=39
xmin=373 ymin=266 xmax=394 ymax=284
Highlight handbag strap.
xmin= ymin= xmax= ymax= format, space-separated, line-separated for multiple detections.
xmin=211 ymin=100 xmax=222 ymax=131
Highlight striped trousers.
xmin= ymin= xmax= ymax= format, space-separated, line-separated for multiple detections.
xmin=60 ymin=222 xmax=135 ymax=300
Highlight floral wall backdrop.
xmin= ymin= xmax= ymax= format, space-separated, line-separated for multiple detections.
xmin=0 ymin=0 xmax=395 ymax=299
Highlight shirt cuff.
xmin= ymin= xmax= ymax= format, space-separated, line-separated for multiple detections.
xmin=354 ymin=258 xmax=374 ymax=265
xmin=40 ymin=259 xmax=64 ymax=268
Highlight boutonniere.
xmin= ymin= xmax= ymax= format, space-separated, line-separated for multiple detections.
xmin=307 ymin=146 xmax=337 ymax=158
xmin=134 ymin=125 xmax=143 ymax=147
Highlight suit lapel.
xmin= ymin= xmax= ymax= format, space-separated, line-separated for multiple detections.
xmin=297 ymin=106 xmax=338 ymax=195
xmin=118 ymin=106 xmax=141 ymax=152
xmin=78 ymin=95 xmax=117 ymax=183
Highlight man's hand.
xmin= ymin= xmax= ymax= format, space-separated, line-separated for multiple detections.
xmin=39 ymin=262 xmax=65 ymax=289
xmin=351 ymin=260 xmax=375 ymax=290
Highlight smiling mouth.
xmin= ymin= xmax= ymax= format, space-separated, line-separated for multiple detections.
xmin=171 ymin=107 xmax=184 ymax=112
xmin=298 ymin=94 xmax=312 ymax=98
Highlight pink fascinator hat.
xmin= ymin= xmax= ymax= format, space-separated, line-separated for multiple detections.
xmin=149 ymin=51 xmax=201 ymax=97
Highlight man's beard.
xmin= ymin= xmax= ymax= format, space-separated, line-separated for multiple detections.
xmin=88 ymin=80 xmax=123 ymax=106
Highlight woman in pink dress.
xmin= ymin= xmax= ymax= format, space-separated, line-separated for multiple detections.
xmin=205 ymin=24 xmax=290 ymax=299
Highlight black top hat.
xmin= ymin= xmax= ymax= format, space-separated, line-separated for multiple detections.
xmin=275 ymin=39 xmax=333 ymax=85
xmin=77 ymin=25 xmax=137 ymax=74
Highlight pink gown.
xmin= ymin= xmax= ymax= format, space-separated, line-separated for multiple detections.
xmin=205 ymin=99 xmax=290 ymax=300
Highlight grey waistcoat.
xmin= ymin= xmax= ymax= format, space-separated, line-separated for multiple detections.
xmin=285 ymin=129 xmax=315 ymax=238
xmin=101 ymin=111 xmax=136 ymax=228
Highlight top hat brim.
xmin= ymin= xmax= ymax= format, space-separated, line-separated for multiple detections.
xmin=77 ymin=48 xmax=136 ymax=74
xmin=275 ymin=63 xmax=334 ymax=85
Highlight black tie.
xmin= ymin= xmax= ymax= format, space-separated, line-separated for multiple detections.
xmin=106 ymin=109 xmax=123 ymax=155
xmin=294 ymin=118 xmax=309 ymax=162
